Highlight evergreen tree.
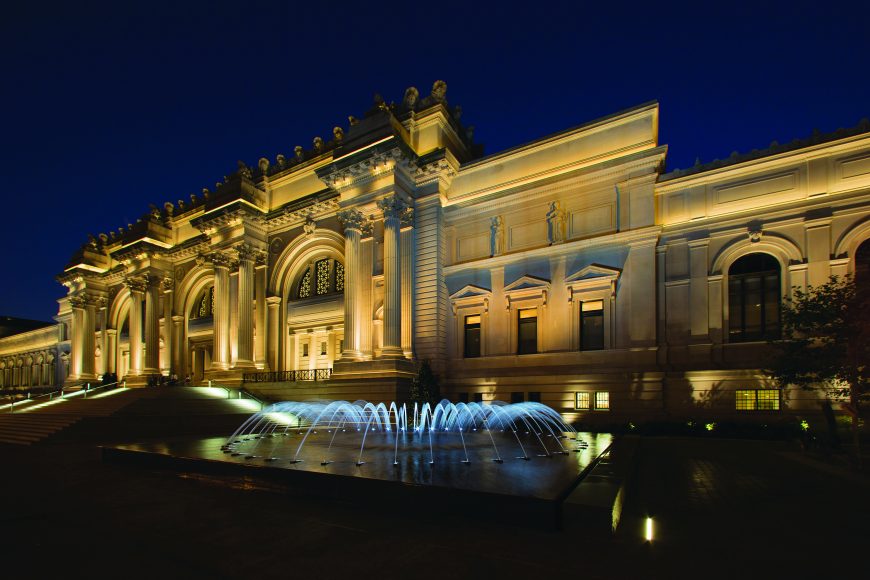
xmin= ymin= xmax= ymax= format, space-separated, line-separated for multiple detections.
xmin=409 ymin=359 xmax=440 ymax=406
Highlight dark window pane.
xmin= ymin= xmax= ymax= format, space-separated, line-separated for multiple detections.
xmin=581 ymin=304 xmax=604 ymax=351
xmin=517 ymin=310 xmax=537 ymax=354
xmin=458 ymin=392 xmax=469 ymax=403
xmin=528 ymin=391 xmax=541 ymax=403
xmin=511 ymin=392 xmax=524 ymax=403
xmin=464 ymin=315 xmax=481 ymax=358
xmin=728 ymin=254 xmax=781 ymax=342
xmin=472 ymin=392 xmax=484 ymax=402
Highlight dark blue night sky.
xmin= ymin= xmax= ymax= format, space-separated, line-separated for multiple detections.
xmin=2 ymin=1 xmax=868 ymax=321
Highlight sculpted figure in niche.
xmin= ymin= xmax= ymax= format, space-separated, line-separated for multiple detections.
xmin=546 ymin=201 xmax=566 ymax=245
xmin=490 ymin=216 xmax=504 ymax=257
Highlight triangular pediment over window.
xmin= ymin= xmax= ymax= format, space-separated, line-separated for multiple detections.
xmin=503 ymin=275 xmax=551 ymax=294
xmin=449 ymin=284 xmax=492 ymax=301
xmin=565 ymin=264 xmax=622 ymax=283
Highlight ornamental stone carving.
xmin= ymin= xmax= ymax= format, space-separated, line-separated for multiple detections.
xmin=236 ymin=242 xmax=264 ymax=263
xmin=124 ymin=276 xmax=148 ymax=293
xmin=333 ymin=127 xmax=344 ymax=142
xmin=748 ymin=228 xmax=763 ymax=243
xmin=337 ymin=208 xmax=368 ymax=232
xmin=303 ymin=215 xmax=317 ymax=236
xmin=376 ymin=195 xmax=409 ymax=220
xmin=431 ymin=80 xmax=447 ymax=102
xmin=490 ymin=216 xmax=505 ymax=256
xmin=403 ymin=86 xmax=419 ymax=109
xmin=546 ymin=201 xmax=566 ymax=245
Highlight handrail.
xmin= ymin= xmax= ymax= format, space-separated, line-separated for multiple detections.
xmin=207 ymin=381 xmax=266 ymax=411
xmin=241 ymin=368 xmax=332 ymax=384
xmin=2 ymin=380 xmax=125 ymax=413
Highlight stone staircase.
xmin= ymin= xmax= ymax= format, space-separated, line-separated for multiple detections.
xmin=0 ymin=387 xmax=261 ymax=446
xmin=0 ymin=388 xmax=142 ymax=445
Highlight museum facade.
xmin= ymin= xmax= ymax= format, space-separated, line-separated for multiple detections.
xmin=3 ymin=81 xmax=870 ymax=422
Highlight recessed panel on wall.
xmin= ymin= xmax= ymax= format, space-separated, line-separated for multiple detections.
xmin=508 ymin=221 xmax=547 ymax=251
xmin=662 ymin=192 xmax=687 ymax=223
xmin=568 ymin=204 xmax=614 ymax=239
xmin=837 ymin=152 xmax=870 ymax=181
xmin=456 ymin=232 xmax=490 ymax=262
xmin=711 ymin=171 xmax=802 ymax=214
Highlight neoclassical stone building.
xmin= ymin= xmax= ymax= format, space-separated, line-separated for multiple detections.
xmin=3 ymin=81 xmax=870 ymax=422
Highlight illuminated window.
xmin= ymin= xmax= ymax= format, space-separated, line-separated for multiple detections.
xmin=728 ymin=254 xmax=781 ymax=342
xmin=464 ymin=314 xmax=481 ymax=358
xmin=335 ymin=261 xmax=345 ymax=292
xmin=517 ymin=309 xmax=537 ymax=355
xmin=575 ymin=392 xmax=591 ymax=410
xmin=736 ymin=389 xmax=780 ymax=411
xmin=298 ymin=270 xmax=312 ymax=299
xmin=315 ymin=259 xmax=330 ymax=295
xmin=191 ymin=286 xmax=214 ymax=320
xmin=594 ymin=391 xmax=610 ymax=411
xmin=580 ymin=300 xmax=604 ymax=350
xmin=295 ymin=259 xmax=345 ymax=300
xmin=320 ymin=342 xmax=327 ymax=356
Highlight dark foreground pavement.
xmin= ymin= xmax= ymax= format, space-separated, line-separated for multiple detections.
xmin=1 ymin=436 xmax=867 ymax=579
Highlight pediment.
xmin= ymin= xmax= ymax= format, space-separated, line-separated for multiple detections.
xmin=503 ymin=275 xmax=551 ymax=294
xmin=449 ymin=284 xmax=492 ymax=301
xmin=565 ymin=263 xmax=622 ymax=283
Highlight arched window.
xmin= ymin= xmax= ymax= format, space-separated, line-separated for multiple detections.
xmin=190 ymin=286 xmax=214 ymax=320
xmin=295 ymin=258 xmax=344 ymax=299
xmin=728 ymin=253 xmax=781 ymax=342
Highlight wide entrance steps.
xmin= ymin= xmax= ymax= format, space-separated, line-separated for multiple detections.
xmin=0 ymin=387 xmax=260 ymax=446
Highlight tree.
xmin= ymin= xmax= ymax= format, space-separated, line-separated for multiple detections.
xmin=768 ymin=275 xmax=870 ymax=468
xmin=409 ymin=359 xmax=440 ymax=406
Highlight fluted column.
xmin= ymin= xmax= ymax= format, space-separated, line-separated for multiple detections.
xmin=69 ymin=297 xmax=85 ymax=380
xmin=171 ymin=315 xmax=184 ymax=377
xmin=161 ymin=278 xmax=174 ymax=375
xmin=98 ymin=305 xmax=107 ymax=376
xmin=212 ymin=254 xmax=232 ymax=370
xmin=143 ymin=276 xmax=160 ymax=374
xmin=255 ymin=260 xmax=267 ymax=369
xmin=234 ymin=244 xmax=257 ymax=369
xmin=377 ymin=195 xmax=408 ymax=359
xmin=337 ymin=208 xmax=367 ymax=360
xmin=266 ymin=296 xmax=281 ymax=371
xmin=126 ymin=279 xmax=145 ymax=376
xmin=81 ymin=298 xmax=98 ymax=379
xmin=106 ymin=329 xmax=117 ymax=374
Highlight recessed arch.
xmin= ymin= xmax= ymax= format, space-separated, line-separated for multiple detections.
xmin=269 ymin=230 xmax=344 ymax=300
xmin=710 ymin=233 xmax=803 ymax=276
xmin=834 ymin=217 xmax=870 ymax=273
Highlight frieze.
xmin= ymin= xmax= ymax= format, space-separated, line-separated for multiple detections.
xmin=320 ymin=147 xmax=411 ymax=192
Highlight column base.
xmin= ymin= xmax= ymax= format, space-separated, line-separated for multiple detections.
xmin=379 ymin=346 xmax=406 ymax=360
xmin=232 ymin=360 xmax=257 ymax=371
xmin=329 ymin=358 xmax=416 ymax=403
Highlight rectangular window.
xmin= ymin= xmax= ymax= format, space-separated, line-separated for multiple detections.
xmin=320 ymin=342 xmax=327 ymax=356
xmin=464 ymin=314 xmax=481 ymax=358
xmin=575 ymin=392 xmax=591 ymax=410
xmin=458 ymin=392 xmax=469 ymax=403
xmin=517 ymin=309 xmax=537 ymax=355
xmin=736 ymin=389 xmax=781 ymax=411
xmin=510 ymin=391 xmax=524 ymax=403
xmin=528 ymin=391 xmax=541 ymax=403
xmin=338 ymin=339 xmax=344 ymax=353
xmin=473 ymin=392 xmax=484 ymax=403
xmin=302 ymin=343 xmax=309 ymax=357
xmin=580 ymin=300 xmax=605 ymax=351
xmin=594 ymin=391 xmax=610 ymax=411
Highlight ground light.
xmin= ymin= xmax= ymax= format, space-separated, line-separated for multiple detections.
xmin=645 ymin=517 xmax=654 ymax=542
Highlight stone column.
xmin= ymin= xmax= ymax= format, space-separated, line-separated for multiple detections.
xmin=337 ymin=208 xmax=367 ymax=360
xmin=401 ymin=218 xmax=414 ymax=358
xmin=98 ymin=305 xmax=107 ymax=376
xmin=161 ymin=278 xmax=174 ymax=376
xmin=143 ymin=276 xmax=160 ymax=375
xmin=266 ymin=296 xmax=281 ymax=371
xmin=126 ymin=280 xmax=145 ymax=376
xmin=255 ymin=259 xmax=267 ymax=369
xmin=69 ymin=297 xmax=85 ymax=379
xmin=234 ymin=243 xmax=257 ymax=369
xmin=171 ymin=315 xmax=184 ymax=377
xmin=106 ymin=329 xmax=117 ymax=374
xmin=377 ymin=195 xmax=408 ymax=359
xmin=229 ymin=270 xmax=239 ymax=365
xmin=212 ymin=254 xmax=232 ymax=370
xmin=81 ymin=298 xmax=97 ymax=379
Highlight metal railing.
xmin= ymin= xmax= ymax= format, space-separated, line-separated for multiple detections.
xmin=207 ymin=381 xmax=266 ymax=410
xmin=2 ymin=380 xmax=125 ymax=413
xmin=241 ymin=368 xmax=332 ymax=384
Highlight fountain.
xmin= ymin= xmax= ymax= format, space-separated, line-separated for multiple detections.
xmin=103 ymin=398 xmax=612 ymax=529
xmin=222 ymin=399 xmax=579 ymax=466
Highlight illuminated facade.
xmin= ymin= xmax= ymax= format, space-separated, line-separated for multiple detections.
xmin=3 ymin=81 xmax=870 ymax=422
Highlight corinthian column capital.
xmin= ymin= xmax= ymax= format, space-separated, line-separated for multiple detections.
xmin=376 ymin=195 xmax=409 ymax=220
xmin=337 ymin=208 xmax=368 ymax=232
